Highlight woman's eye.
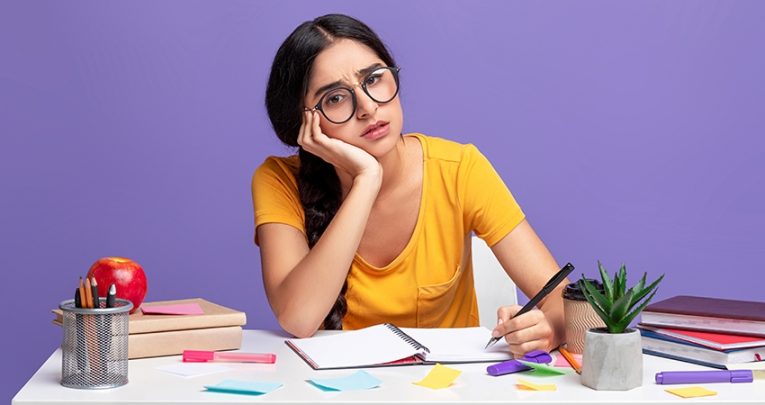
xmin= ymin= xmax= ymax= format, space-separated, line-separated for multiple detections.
xmin=325 ymin=93 xmax=345 ymax=106
xmin=365 ymin=73 xmax=382 ymax=86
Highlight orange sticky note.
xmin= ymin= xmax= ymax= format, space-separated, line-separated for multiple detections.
xmin=516 ymin=378 xmax=557 ymax=391
xmin=665 ymin=386 xmax=717 ymax=398
xmin=413 ymin=364 xmax=461 ymax=389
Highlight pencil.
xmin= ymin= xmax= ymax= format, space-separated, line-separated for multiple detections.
xmin=78 ymin=278 xmax=87 ymax=309
xmin=559 ymin=347 xmax=581 ymax=374
xmin=84 ymin=277 xmax=94 ymax=309
xmin=74 ymin=287 xmax=85 ymax=370
xmin=90 ymin=278 xmax=100 ymax=309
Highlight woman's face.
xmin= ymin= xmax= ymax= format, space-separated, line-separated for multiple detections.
xmin=304 ymin=39 xmax=404 ymax=158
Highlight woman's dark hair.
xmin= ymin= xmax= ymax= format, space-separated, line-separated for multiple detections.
xmin=265 ymin=14 xmax=397 ymax=330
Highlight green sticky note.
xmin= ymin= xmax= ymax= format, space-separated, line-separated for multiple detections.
xmin=516 ymin=360 xmax=567 ymax=376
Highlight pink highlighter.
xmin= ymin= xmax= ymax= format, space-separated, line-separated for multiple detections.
xmin=182 ymin=350 xmax=276 ymax=364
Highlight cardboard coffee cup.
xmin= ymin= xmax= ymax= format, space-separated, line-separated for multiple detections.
xmin=562 ymin=280 xmax=606 ymax=354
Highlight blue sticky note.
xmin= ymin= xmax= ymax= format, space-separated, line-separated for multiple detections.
xmin=204 ymin=379 xmax=283 ymax=396
xmin=308 ymin=370 xmax=381 ymax=391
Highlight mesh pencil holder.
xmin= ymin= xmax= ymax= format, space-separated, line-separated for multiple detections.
xmin=59 ymin=298 xmax=133 ymax=389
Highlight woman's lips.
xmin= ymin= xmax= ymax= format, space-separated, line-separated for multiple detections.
xmin=361 ymin=122 xmax=390 ymax=140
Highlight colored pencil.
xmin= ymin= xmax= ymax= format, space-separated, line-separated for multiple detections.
xmin=84 ymin=277 xmax=94 ymax=309
xmin=559 ymin=347 xmax=582 ymax=374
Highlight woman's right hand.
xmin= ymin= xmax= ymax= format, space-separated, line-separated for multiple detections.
xmin=298 ymin=110 xmax=382 ymax=181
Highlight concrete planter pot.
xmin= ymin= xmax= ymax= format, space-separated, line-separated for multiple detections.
xmin=581 ymin=327 xmax=643 ymax=390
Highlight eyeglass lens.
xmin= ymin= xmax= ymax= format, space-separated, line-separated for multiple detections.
xmin=318 ymin=67 xmax=399 ymax=123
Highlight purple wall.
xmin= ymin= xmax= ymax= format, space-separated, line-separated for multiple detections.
xmin=3 ymin=0 xmax=764 ymax=400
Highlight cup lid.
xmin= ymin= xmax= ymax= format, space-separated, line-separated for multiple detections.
xmin=563 ymin=279 xmax=604 ymax=300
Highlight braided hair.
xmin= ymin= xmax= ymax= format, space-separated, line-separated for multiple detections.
xmin=264 ymin=14 xmax=397 ymax=329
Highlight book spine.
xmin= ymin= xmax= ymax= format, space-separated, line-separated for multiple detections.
xmin=129 ymin=312 xmax=247 ymax=334
xmin=641 ymin=312 xmax=765 ymax=337
xmin=127 ymin=326 xmax=243 ymax=359
xmin=384 ymin=323 xmax=430 ymax=353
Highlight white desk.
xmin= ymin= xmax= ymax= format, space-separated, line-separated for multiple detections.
xmin=13 ymin=329 xmax=763 ymax=404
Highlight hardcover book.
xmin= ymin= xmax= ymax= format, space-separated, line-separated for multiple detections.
xmin=640 ymin=329 xmax=764 ymax=369
xmin=641 ymin=295 xmax=765 ymax=336
xmin=53 ymin=298 xmax=247 ymax=334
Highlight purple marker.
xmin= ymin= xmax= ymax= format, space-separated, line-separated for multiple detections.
xmin=486 ymin=350 xmax=553 ymax=376
xmin=655 ymin=370 xmax=753 ymax=385
xmin=487 ymin=360 xmax=531 ymax=376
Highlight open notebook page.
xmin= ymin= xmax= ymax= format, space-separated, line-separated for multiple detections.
xmin=286 ymin=324 xmax=425 ymax=369
xmin=401 ymin=327 xmax=513 ymax=363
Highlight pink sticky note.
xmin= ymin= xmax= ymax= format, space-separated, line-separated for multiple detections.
xmin=141 ymin=303 xmax=204 ymax=315
xmin=554 ymin=352 xmax=582 ymax=368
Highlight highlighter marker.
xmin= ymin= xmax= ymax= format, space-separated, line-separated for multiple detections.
xmin=487 ymin=359 xmax=531 ymax=376
xmin=656 ymin=370 xmax=754 ymax=384
xmin=183 ymin=350 xmax=276 ymax=364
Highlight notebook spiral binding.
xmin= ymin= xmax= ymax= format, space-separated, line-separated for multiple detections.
xmin=384 ymin=323 xmax=431 ymax=353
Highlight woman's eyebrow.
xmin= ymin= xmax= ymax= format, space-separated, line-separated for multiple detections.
xmin=312 ymin=63 xmax=385 ymax=98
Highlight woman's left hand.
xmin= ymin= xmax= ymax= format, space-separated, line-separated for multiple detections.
xmin=492 ymin=305 xmax=555 ymax=357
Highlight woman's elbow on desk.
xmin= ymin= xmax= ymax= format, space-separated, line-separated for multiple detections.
xmin=278 ymin=315 xmax=322 ymax=338
xmin=272 ymin=301 xmax=324 ymax=338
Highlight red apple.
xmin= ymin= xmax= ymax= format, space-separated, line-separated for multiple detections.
xmin=87 ymin=257 xmax=147 ymax=314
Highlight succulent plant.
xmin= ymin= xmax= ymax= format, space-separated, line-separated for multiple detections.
xmin=579 ymin=261 xmax=664 ymax=333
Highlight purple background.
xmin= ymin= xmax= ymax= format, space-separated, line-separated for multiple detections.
xmin=3 ymin=0 xmax=764 ymax=400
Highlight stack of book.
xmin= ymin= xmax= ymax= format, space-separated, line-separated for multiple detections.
xmin=53 ymin=298 xmax=247 ymax=359
xmin=638 ymin=295 xmax=765 ymax=369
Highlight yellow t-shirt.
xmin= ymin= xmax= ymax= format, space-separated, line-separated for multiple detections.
xmin=251 ymin=133 xmax=525 ymax=329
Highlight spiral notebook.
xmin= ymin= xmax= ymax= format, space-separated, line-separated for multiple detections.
xmin=285 ymin=323 xmax=513 ymax=370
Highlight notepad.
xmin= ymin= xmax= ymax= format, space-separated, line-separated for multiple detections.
xmin=286 ymin=323 xmax=512 ymax=370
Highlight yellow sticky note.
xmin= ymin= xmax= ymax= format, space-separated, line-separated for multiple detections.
xmin=516 ymin=378 xmax=557 ymax=391
xmin=665 ymin=386 xmax=717 ymax=398
xmin=413 ymin=364 xmax=461 ymax=389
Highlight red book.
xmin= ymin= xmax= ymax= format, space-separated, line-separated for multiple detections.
xmin=638 ymin=324 xmax=765 ymax=350
xmin=641 ymin=295 xmax=765 ymax=337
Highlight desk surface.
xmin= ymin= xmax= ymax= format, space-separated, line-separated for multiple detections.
xmin=13 ymin=329 xmax=763 ymax=404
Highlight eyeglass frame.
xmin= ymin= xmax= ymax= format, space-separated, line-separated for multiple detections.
xmin=304 ymin=66 xmax=401 ymax=124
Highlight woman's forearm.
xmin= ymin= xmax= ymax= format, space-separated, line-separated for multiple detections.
xmin=272 ymin=174 xmax=381 ymax=337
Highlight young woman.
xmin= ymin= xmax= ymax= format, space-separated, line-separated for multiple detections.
xmin=252 ymin=14 xmax=567 ymax=356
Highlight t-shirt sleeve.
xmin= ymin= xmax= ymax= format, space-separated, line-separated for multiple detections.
xmin=459 ymin=144 xmax=525 ymax=247
xmin=251 ymin=157 xmax=306 ymax=245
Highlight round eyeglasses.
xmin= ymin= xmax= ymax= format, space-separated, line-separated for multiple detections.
xmin=305 ymin=66 xmax=400 ymax=124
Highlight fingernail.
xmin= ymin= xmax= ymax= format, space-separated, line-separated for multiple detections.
xmin=491 ymin=330 xmax=499 ymax=338
xmin=497 ymin=318 xmax=502 ymax=325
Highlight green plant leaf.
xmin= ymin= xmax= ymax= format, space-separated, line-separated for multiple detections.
xmin=609 ymin=289 xmax=634 ymax=328
xmin=631 ymin=274 xmax=664 ymax=305
xmin=597 ymin=261 xmax=614 ymax=302
xmin=626 ymin=273 xmax=647 ymax=308
xmin=634 ymin=272 xmax=647 ymax=295
xmin=620 ymin=288 xmax=660 ymax=329
xmin=582 ymin=286 xmax=612 ymax=327
xmin=616 ymin=264 xmax=627 ymax=299
xmin=579 ymin=276 xmax=611 ymax=313
xmin=611 ymin=318 xmax=630 ymax=333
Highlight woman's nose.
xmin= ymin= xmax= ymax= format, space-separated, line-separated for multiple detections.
xmin=355 ymin=89 xmax=379 ymax=119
